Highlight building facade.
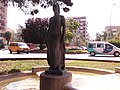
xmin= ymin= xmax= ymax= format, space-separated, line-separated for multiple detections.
xmin=73 ymin=17 xmax=89 ymax=39
xmin=105 ymin=26 xmax=120 ymax=40
xmin=73 ymin=16 xmax=89 ymax=46
xmin=0 ymin=2 xmax=7 ymax=44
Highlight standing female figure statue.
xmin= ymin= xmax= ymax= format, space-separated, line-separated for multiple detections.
xmin=46 ymin=3 xmax=66 ymax=73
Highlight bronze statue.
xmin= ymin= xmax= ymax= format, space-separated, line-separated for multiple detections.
xmin=46 ymin=3 xmax=66 ymax=75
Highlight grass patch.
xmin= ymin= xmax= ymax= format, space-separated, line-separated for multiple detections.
xmin=0 ymin=60 xmax=120 ymax=75
xmin=0 ymin=60 xmax=48 ymax=75
xmin=66 ymin=60 xmax=120 ymax=70
xmin=66 ymin=49 xmax=88 ymax=53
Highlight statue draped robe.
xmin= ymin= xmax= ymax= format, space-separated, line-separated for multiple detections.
xmin=47 ymin=15 xmax=66 ymax=71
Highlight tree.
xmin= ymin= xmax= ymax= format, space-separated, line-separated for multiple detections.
xmin=102 ymin=31 xmax=107 ymax=41
xmin=1 ymin=0 xmax=73 ymax=15
xmin=65 ymin=29 xmax=73 ymax=43
xmin=21 ymin=18 xmax=48 ymax=50
xmin=4 ymin=31 xmax=12 ymax=45
xmin=66 ymin=18 xmax=80 ymax=45
xmin=106 ymin=29 xmax=113 ymax=40
xmin=66 ymin=18 xmax=80 ymax=31
xmin=116 ymin=28 xmax=120 ymax=40
xmin=13 ymin=25 xmax=24 ymax=42
xmin=95 ymin=32 xmax=102 ymax=41
xmin=1 ymin=0 xmax=73 ymax=49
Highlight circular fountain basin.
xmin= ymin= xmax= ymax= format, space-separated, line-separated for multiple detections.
xmin=0 ymin=71 xmax=98 ymax=90
xmin=0 ymin=66 xmax=119 ymax=90
xmin=0 ymin=75 xmax=39 ymax=90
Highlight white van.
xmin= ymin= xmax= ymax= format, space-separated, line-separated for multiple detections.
xmin=87 ymin=41 xmax=120 ymax=57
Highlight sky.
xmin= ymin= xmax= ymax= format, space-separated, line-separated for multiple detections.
xmin=7 ymin=0 xmax=120 ymax=39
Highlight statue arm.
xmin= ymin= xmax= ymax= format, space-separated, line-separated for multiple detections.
xmin=48 ymin=18 xmax=52 ymax=32
xmin=46 ymin=18 xmax=52 ymax=43
xmin=61 ymin=16 xmax=66 ymax=39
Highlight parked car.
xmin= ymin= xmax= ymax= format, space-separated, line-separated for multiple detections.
xmin=87 ymin=41 xmax=120 ymax=57
xmin=27 ymin=43 xmax=40 ymax=50
xmin=79 ymin=46 xmax=87 ymax=50
xmin=8 ymin=42 xmax=30 ymax=54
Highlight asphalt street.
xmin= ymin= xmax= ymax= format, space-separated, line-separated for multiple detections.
xmin=0 ymin=50 xmax=120 ymax=62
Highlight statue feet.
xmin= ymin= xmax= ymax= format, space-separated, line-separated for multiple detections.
xmin=45 ymin=66 xmax=67 ymax=75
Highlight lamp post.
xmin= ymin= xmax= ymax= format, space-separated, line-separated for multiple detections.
xmin=109 ymin=4 xmax=116 ymax=40
xmin=110 ymin=4 xmax=116 ymax=27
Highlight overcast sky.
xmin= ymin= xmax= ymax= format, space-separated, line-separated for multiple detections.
xmin=7 ymin=0 xmax=120 ymax=39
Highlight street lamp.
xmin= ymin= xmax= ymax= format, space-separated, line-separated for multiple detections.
xmin=110 ymin=4 xmax=116 ymax=27
xmin=109 ymin=4 xmax=116 ymax=39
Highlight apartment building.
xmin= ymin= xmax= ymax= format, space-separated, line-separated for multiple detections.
xmin=105 ymin=26 xmax=120 ymax=40
xmin=73 ymin=17 xmax=89 ymax=39
xmin=66 ymin=16 xmax=89 ymax=46
xmin=0 ymin=2 xmax=7 ymax=44
xmin=73 ymin=16 xmax=89 ymax=46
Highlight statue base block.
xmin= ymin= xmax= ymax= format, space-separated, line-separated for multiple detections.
xmin=45 ymin=69 xmax=67 ymax=75
xmin=40 ymin=72 xmax=72 ymax=90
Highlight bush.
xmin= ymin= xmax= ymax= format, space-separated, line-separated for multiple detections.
xmin=109 ymin=40 xmax=120 ymax=48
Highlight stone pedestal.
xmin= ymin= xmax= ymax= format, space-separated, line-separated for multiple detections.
xmin=40 ymin=72 xmax=72 ymax=90
xmin=115 ymin=67 xmax=120 ymax=73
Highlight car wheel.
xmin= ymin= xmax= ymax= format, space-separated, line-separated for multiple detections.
xmin=26 ymin=52 xmax=29 ymax=54
xmin=90 ymin=51 xmax=95 ymax=56
xmin=17 ymin=50 xmax=20 ymax=54
xmin=9 ymin=50 xmax=12 ymax=54
xmin=114 ymin=52 xmax=119 ymax=57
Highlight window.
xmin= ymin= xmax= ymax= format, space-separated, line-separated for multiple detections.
xmin=80 ymin=23 xmax=84 ymax=25
xmin=18 ymin=43 xmax=27 ymax=46
xmin=88 ymin=43 xmax=96 ymax=48
xmin=105 ymin=44 xmax=113 ymax=49
xmin=10 ymin=43 xmax=18 ymax=46
xmin=80 ymin=27 xmax=84 ymax=29
xmin=0 ymin=39 xmax=3 ymax=44
xmin=97 ymin=43 xmax=104 ymax=48
xmin=0 ymin=33 xmax=4 ymax=37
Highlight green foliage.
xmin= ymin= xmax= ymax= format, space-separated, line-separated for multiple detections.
xmin=65 ymin=29 xmax=73 ymax=43
xmin=4 ymin=31 xmax=11 ymax=39
xmin=102 ymin=31 xmax=107 ymax=41
xmin=66 ymin=18 xmax=80 ymax=31
xmin=95 ymin=32 xmax=102 ymax=41
xmin=108 ymin=38 xmax=120 ymax=48
xmin=0 ymin=60 xmax=48 ymax=75
xmin=66 ymin=61 xmax=119 ymax=70
xmin=108 ymin=38 xmax=120 ymax=43
xmin=1 ymin=0 xmax=73 ymax=15
xmin=4 ymin=31 xmax=12 ymax=45
xmin=22 ymin=18 xmax=48 ymax=44
xmin=66 ymin=49 xmax=87 ymax=53
xmin=66 ymin=18 xmax=80 ymax=45
xmin=8 ymin=69 xmax=20 ymax=73
xmin=21 ymin=18 xmax=49 ymax=50
xmin=0 ymin=60 xmax=120 ymax=75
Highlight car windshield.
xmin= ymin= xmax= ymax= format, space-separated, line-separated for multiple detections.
xmin=18 ymin=43 xmax=27 ymax=46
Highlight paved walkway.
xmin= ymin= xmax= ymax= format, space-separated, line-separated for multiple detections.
xmin=70 ymin=73 xmax=120 ymax=90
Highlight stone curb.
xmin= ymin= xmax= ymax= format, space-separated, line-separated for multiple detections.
xmin=32 ymin=66 xmax=114 ymax=75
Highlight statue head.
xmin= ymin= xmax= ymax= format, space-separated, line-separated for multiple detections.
xmin=53 ymin=3 xmax=60 ymax=15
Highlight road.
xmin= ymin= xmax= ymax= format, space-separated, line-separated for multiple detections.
xmin=0 ymin=50 xmax=120 ymax=62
